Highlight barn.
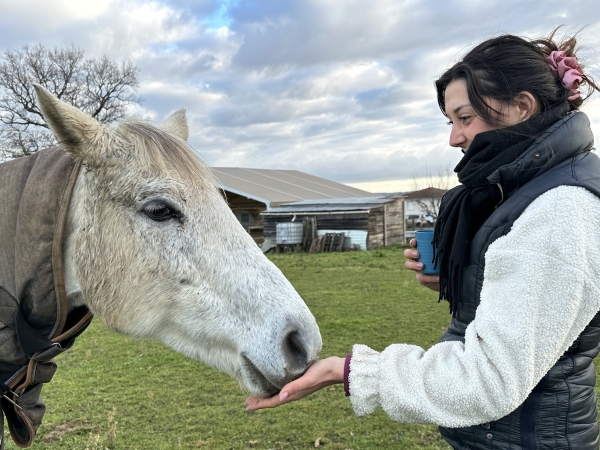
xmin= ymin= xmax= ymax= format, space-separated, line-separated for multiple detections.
xmin=261 ymin=196 xmax=405 ymax=251
xmin=210 ymin=167 xmax=405 ymax=251
xmin=210 ymin=167 xmax=373 ymax=245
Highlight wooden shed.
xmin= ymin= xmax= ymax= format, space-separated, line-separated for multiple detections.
xmin=209 ymin=167 xmax=373 ymax=246
xmin=261 ymin=196 xmax=405 ymax=251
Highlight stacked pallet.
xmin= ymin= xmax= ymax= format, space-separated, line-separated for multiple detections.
xmin=308 ymin=232 xmax=345 ymax=253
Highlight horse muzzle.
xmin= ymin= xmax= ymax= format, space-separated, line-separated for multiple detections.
xmin=240 ymin=327 xmax=321 ymax=396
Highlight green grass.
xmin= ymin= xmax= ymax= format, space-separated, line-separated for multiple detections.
xmin=3 ymin=244 xmax=570 ymax=449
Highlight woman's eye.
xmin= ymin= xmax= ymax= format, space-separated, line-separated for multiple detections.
xmin=460 ymin=116 xmax=471 ymax=123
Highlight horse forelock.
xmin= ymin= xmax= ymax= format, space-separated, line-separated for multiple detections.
xmin=117 ymin=121 xmax=215 ymax=185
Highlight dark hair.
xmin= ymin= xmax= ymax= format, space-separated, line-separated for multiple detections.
xmin=435 ymin=28 xmax=599 ymax=126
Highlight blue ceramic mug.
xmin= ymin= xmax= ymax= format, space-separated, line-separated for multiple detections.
xmin=415 ymin=229 xmax=439 ymax=275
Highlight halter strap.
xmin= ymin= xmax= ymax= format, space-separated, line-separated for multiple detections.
xmin=1 ymin=156 xmax=94 ymax=448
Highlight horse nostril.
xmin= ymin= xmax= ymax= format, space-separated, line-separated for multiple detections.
xmin=283 ymin=330 xmax=309 ymax=374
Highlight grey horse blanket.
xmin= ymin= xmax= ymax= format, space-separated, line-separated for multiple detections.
xmin=0 ymin=147 xmax=92 ymax=448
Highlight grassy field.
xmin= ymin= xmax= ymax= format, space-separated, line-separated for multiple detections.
xmin=2 ymin=244 xmax=584 ymax=449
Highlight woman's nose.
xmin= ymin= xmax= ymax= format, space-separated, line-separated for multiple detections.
xmin=449 ymin=126 xmax=465 ymax=148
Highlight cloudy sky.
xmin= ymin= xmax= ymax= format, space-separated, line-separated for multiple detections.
xmin=1 ymin=0 xmax=599 ymax=192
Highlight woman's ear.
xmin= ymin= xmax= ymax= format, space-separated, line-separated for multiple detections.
xmin=514 ymin=91 xmax=538 ymax=122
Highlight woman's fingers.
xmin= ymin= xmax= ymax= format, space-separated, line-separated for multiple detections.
xmin=245 ymin=357 xmax=345 ymax=411
xmin=403 ymin=249 xmax=420 ymax=259
xmin=405 ymin=259 xmax=424 ymax=271
xmin=245 ymin=394 xmax=281 ymax=410
xmin=404 ymin=243 xmax=440 ymax=291
xmin=404 ymin=246 xmax=424 ymax=272
xmin=244 ymin=386 xmax=297 ymax=410
xmin=244 ymin=380 xmax=319 ymax=411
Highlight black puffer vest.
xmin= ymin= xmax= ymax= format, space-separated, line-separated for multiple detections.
xmin=437 ymin=111 xmax=600 ymax=450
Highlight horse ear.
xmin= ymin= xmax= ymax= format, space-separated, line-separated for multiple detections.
xmin=161 ymin=109 xmax=189 ymax=141
xmin=34 ymin=84 xmax=103 ymax=158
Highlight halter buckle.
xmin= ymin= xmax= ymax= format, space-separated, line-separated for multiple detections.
xmin=1 ymin=385 xmax=22 ymax=411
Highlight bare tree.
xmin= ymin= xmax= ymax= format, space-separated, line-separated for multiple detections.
xmin=410 ymin=164 xmax=457 ymax=220
xmin=0 ymin=44 xmax=140 ymax=160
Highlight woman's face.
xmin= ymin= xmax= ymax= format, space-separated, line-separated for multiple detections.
xmin=444 ymin=79 xmax=526 ymax=153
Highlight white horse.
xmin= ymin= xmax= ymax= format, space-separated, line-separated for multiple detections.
xmin=40 ymin=85 xmax=322 ymax=394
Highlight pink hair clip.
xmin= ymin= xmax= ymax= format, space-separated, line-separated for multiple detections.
xmin=545 ymin=50 xmax=584 ymax=101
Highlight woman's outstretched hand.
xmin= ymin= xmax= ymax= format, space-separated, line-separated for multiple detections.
xmin=245 ymin=356 xmax=345 ymax=411
xmin=404 ymin=238 xmax=440 ymax=292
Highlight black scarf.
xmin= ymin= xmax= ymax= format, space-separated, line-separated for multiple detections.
xmin=434 ymin=103 xmax=569 ymax=314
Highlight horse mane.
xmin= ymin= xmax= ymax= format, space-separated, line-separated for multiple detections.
xmin=118 ymin=120 xmax=215 ymax=184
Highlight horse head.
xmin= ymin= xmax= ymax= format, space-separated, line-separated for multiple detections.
xmin=34 ymin=85 xmax=322 ymax=396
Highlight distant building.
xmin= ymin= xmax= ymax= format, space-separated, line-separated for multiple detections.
xmin=403 ymin=187 xmax=447 ymax=228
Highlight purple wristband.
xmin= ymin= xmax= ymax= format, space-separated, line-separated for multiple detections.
xmin=343 ymin=354 xmax=352 ymax=397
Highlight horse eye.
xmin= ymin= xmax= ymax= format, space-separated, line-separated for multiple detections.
xmin=143 ymin=203 xmax=181 ymax=222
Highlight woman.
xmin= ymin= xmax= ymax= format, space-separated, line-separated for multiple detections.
xmin=246 ymin=30 xmax=600 ymax=449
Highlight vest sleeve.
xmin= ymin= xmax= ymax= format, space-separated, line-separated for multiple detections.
xmin=348 ymin=186 xmax=600 ymax=427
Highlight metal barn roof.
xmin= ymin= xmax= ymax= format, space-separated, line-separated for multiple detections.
xmin=210 ymin=167 xmax=373 ymax=207
xmin=262 ymin=196 xmax=397 ymax=215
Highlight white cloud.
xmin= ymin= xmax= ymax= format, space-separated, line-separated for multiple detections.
xmin=1 ymin=0 xmax=599 ymax=187
xmin=58 ymin=0 xmax=114 ymax=20
xmin=81 ymin=1 xmax=203 ymax=58
xmin=0 ymin=0 xmax=113 ymax=29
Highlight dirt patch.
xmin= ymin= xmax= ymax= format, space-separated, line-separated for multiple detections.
xmin=42 ymin=419 xmax=97 ymax=443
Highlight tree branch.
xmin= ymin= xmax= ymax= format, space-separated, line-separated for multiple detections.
xmin=0 ymin=44 xmax=140 ymax=159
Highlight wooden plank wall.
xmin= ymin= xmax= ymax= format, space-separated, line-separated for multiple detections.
xmin=221 ymin=191 xmax=266 ymax=243
xmin=367 ymin=198 xmax=404 ymax=249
